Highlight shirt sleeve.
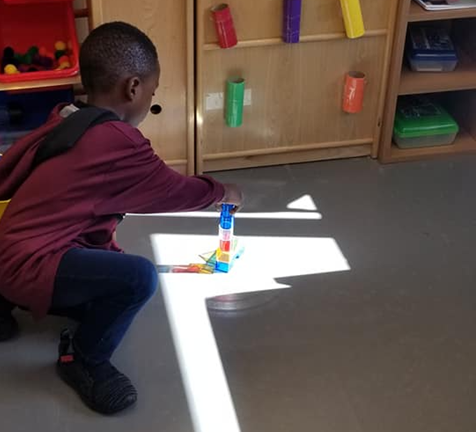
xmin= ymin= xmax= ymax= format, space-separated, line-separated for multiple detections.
xmin=93 ymin=125 xmax=225 ymax=216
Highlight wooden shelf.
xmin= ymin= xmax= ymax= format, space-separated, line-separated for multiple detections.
xmin=399 ymin=55 xmax=476 ymax=95
xmin=389 ymin=129 xmax=476 ymax=162
xmin=408 ymin=2 xmax=476 ymax=22
xmin=203 ymin=29 xmax=387 ymax=51
xmin=74 ymin=8 xmax=89 ymax=18
xmin=0 ymin=76 xmax=81 ymax=92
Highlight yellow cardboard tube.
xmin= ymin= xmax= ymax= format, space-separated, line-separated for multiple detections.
xmin=340 ymin=0 xmax=365 ymax=39
xmin=0 ymin=200 xmax=10 ymax=221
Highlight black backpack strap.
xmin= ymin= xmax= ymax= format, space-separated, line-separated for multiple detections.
xmin=32 ymin=105 xmax=120 ymax=170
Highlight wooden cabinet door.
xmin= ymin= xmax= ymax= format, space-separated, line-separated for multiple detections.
xmin=196 ymin=0 xmax=399 ymax=172
xmin=88 ymin=0 xmax=194 ymax=174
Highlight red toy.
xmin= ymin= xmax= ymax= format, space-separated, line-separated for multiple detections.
xmin=211 ymin=4 xmax=238 ymax=49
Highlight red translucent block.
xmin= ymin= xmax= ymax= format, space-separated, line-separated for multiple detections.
xmin=220 ymin=240 xmax=232 ymax=252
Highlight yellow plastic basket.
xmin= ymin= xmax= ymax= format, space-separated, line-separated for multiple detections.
xmin=0 ymin=200 xmax=10 ymax=221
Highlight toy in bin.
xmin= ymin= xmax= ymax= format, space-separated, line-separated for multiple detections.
xmin=2 ymin=41 xmax=72 ymax=75
xmin=406 ymin=26 xmax=458 ymax=72
xmin=0 ymin=0 xmax=79 ymax=83
xmin=393 ymin=96 xmax=459 ymax=149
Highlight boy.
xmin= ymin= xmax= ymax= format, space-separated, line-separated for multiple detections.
xmin=0 ymin=22 xmax=243 ymax=414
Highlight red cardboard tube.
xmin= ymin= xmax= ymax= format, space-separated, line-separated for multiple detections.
xmin=211 ymin=4 xmax=238 ymax=49
xmin=342 ymin=71 xmax=366 ymax=114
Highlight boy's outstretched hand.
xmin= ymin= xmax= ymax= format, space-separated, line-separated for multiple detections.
xmin=217 ymin=183 xmax=244 ymax=213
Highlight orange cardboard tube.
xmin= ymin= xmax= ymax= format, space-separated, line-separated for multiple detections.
xmin=342 ymin=71 xmax=366 ymax=114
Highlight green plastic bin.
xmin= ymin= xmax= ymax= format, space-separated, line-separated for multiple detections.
xmin=393 ymin=96 xmax=459 ymax=149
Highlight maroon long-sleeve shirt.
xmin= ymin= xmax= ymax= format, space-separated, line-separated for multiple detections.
xmin=0 ymin=105 xmax=225 ymax=318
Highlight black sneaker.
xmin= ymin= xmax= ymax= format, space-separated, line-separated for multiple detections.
xmin=56 ymin=329 xmax=138 ymax=415
xmin=0 ymin=312 xmax=18 ymax=342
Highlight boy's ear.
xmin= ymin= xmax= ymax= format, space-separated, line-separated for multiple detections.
xmin=125 ymin=76 xmax=141 ymax=101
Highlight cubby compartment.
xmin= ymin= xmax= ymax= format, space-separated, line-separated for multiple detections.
xmin=0 ymin=86 xmax=74 ymax=153
xmin=390 ymin=90 xmax=476 ymax=161
xmin=400 ymin=18 xmax=476 ymax=95
xmin=393 ymin=94 xmax=459 ymax=149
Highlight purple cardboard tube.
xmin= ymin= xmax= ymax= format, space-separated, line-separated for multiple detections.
xmin=283 ymin=0 xmax=302 ymax=43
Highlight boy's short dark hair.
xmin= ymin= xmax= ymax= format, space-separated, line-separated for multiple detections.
xmin=80 ymin=21 xmax=159 ymax=94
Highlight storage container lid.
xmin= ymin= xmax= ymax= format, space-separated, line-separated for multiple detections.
xmin=407 ymin=26 xmax=457 ymax=60
xmin=394 ymin=96 xmax=459 ymax=139
xmin=408 ymin=51 xmax=458 ymax=62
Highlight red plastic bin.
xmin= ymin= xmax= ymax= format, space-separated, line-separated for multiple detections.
xmin=0 ymin=0 xmax=79 ymax=83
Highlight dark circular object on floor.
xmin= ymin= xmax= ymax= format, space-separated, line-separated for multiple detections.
xmin=150 ymin=104 xmax=162 ymax=115
xmin=206 ymin=292 xmax=279 ymax=312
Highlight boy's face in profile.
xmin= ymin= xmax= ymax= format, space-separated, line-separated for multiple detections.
xmin=124 ymin=66 xmax=160 ymax=127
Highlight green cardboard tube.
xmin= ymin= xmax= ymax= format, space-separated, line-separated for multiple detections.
xmin=225 ymin=77 xmax=245 ymax=127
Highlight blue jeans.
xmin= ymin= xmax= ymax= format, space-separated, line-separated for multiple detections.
xmin=51 ymin=248 xmax=158 ymax=365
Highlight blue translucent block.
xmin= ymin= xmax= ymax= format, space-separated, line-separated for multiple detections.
xmin=215 ymin=261 xmax=231 ymax=273
xmin=220 ymin=204 xmax=234 ymax=230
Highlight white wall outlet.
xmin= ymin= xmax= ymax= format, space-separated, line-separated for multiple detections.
xmin=205 ymin=89 xmax=252 ymax=111
xmin=243 ymin=89 xmax=252 ymax=106
xmin=205 ymin=92 xmax=224 ymax=111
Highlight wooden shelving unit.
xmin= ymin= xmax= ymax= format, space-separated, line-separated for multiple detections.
xmin=408 ymin=1 xmax=476 ymax=21
xmin=0 ymin=76 xmax=81 ymax=93
xmin=390 ymin=129 xmax=476 ymax=161
xmin=196 ymin=0 xmax=400 ymax=173
xmin=86 ymin=0 xmax=195 ymax=175
xmin=399 ymin=53 xmax=476 ymax=95
xmin=379 ymin=0 xmax=476 ymax=163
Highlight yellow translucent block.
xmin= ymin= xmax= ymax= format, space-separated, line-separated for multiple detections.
xmin=340 ymin=0 xmax=365 ymax=39
xmin=198 ymin=265 xmax=215 ymax=274
xmin=0 ymin=200 xmax=10 ymax=221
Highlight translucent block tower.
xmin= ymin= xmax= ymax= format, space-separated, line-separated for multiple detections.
xmin=215 ymin=204 xmax=236 ymax=273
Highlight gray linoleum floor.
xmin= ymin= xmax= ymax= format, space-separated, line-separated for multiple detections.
xmin=2 ymin=156 xmax=476 ymax=432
